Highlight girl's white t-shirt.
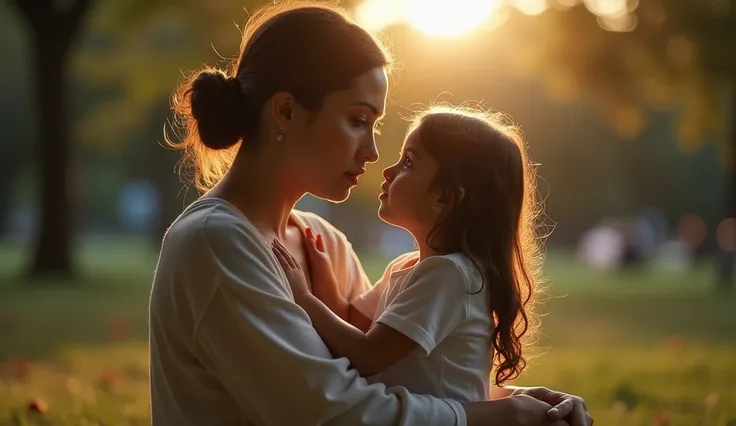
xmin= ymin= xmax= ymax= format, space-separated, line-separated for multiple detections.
xmin=352 ymin=251 xmax=494 ymax=402
xmin=148 ymin=198 xmax=466 ymax=426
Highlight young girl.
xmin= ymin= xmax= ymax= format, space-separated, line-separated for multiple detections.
xmin=272 ymin=105 xmax=543 ymax=402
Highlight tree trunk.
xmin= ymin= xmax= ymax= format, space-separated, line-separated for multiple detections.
xmin=28 ymin=29 xmax=74 ymax=278
xmin=12 ymin=0 xmax=91 ymax=279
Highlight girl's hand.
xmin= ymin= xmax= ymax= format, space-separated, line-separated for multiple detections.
xmin=302 ymin=228 xmax=340 ymax=301
xmin=272 ymin=239 xmax=310 ymax=302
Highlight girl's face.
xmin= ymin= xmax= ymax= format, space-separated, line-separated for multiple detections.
xmin=283 ymin=67 xmax=388 ymax=203
xmin=378 ymin=127 xmax=443 ymax=240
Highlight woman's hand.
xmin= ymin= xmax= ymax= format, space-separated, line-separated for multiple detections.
xmin=516 ymin=387 xmax=593 ymax=426
xmin=272 ymin=239 xmax=310 ymax=302
xmin=463 ymin=395 xmax=570 ymax=426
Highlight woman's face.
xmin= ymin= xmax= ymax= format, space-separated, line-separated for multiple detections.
xmin=286 ymin=67 xmax=388 ymax=202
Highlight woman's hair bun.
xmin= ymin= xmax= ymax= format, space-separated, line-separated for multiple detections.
xmin=189 ymin=69 xmax=246 ymax=150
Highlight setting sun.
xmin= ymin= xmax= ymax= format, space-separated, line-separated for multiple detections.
xmin=356 ymin=0 xmax=503 ymax=36
xmin=404 ymin=0 xmax=502 ymax=36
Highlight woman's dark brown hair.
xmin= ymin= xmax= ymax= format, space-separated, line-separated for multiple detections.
xmin=412 ymin=105 xmax=546 ymax=387
xmin=167 ymin=1 xmax=391 ymax=191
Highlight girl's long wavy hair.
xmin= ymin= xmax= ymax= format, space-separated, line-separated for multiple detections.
xmin=412 ymin=105 xmax=548 ymax=386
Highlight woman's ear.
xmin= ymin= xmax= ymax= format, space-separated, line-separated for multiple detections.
xmin=269 ymin=91 xmax=293 ymax=130
xmin=269 ymin=91 xmax=310 ymax=131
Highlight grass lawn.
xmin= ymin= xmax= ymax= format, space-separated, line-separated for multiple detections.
xmin=0 ymin=238 xmax=734 ymax=425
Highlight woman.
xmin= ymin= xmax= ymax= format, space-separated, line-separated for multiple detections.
xmin=148 ymin=2 xmax=593 ymax=425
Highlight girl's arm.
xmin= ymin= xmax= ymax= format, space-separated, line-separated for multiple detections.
xmin=297 ymin=292 xmax=418 ymax=377
xmin=273 ymin=236 xmax=418 ymax=376
xmin=300 ymin=228 xmax=383 ymax=333
xmin=491 ymin=385 xmax=524 ymax=399
xmin=273 ymin=238 xmax=593 ymax=425
xmin=273 ymin=238 xmax=474 ymax=378
xmin=310 ymin=270 xmax=374 ymax=333
xmin=273 ymin=240 xmax=418 ymax=376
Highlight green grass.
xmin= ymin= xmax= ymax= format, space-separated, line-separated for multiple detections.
xmin=0 ymin=239 xmax=734 ymax=425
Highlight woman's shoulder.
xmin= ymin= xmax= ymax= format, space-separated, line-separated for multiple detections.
xmin=168 ymin=196 xmax=242 ymax=230
xmin=293 ymin=210 xmax=372 ymax=297
xmin=152 ymin=198 xmax=285 ymax=323
xmin=164 ymin=197 xmax=264 ymax=255
xmin=292 ymin=210 xmax=351 ymax=247
xmin=292 ymin=209 xmax=339 ymax=232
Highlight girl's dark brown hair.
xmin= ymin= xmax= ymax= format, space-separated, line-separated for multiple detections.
xmin=412 ymin=105 xmax=546 ymax=387
xmin=167 ymin=1 xmax=391 ymax=191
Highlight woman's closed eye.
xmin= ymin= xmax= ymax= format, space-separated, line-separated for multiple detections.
xmin=351 ymin=116 xmax=383 ymax=135
xmin=351 ymin=116 xmax=369 ymax=128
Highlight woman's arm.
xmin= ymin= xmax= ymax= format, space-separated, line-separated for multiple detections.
xmin=193 ymin=220 xmax=464 ymax=426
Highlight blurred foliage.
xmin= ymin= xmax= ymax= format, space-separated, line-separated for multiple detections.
xmin=72 ymin=0 xmax=263 ymax=149
xmin=503 ymin=0 xmax=736 ymax=153
xmin=1 ymin=0 xmax=732 ymax=250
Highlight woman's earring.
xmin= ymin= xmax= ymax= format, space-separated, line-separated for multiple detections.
xmin=432 ymin=205 xmax=441 ymax=213
xmin=276 ymin=133 xmax=284 ymax=142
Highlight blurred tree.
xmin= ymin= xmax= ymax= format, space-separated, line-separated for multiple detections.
xmin=503 ymin=0 xmax=736 ymax=291
xmin=6 ymin=0 xmax=263 ymax=278
xmin=9 ymin=0 xmax=92 ymax=278
xmin=73 ymin=0 xmax=263 ymax=242
xmin=0 ymin=11 xmax=34 ymax=238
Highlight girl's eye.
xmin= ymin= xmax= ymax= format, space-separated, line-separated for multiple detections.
xmin=402 ymin=156 xmax=413 ymax=168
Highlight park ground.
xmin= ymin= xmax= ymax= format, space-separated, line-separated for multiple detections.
xmin=0 ymin=237 xmax=734 ymax=425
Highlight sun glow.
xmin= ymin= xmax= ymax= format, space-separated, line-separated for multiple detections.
xmin=404 ymin=0 xmax=503 ymax=36
xmin=356 ymin=0 xmax=504 ymax=36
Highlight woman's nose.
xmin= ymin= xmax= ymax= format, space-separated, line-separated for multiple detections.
xmin=360 ymin=136 xmax=379 ymax=164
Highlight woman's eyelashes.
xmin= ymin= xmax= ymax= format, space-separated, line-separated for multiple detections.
xmin=350 ymin=116 xmax=383 ymax=135
xmin=350 ymin=116 xmax=369 ymax=128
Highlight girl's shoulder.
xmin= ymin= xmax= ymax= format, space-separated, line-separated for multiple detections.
xmin=386 ymin=251 xmax=420 ymax=274
xmin=409 ymin=253 xmax=484 ymax=293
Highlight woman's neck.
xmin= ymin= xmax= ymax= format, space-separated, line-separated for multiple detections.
xmin=207 ymin=153 xmax=304 ymax=240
